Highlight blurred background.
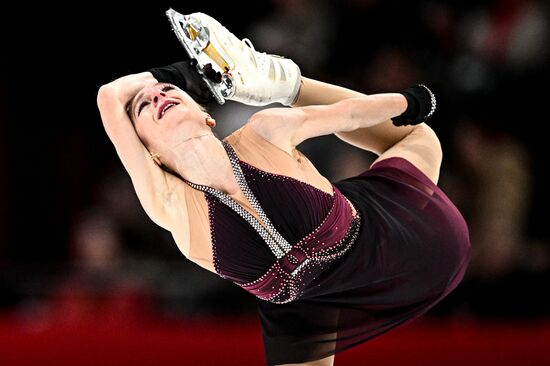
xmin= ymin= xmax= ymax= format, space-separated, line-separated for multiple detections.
xmin=1 ymin=0 xmax=549 ymax=365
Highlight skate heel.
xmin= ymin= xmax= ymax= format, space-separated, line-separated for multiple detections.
xmin=166 ymin=8 xmax=235 ymax=104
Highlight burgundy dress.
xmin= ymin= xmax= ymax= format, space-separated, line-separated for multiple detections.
xmin=184 ymin=141 xmax=471 ymax=365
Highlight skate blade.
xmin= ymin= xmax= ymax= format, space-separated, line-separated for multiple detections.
xmin=166 ymin=8 xmax=234 ymax=105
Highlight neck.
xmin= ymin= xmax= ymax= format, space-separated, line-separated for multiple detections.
xmin=171 ymin=132 xmax=215 ymax=146
xmin=172 ymin=134 xmax=239 ymax=195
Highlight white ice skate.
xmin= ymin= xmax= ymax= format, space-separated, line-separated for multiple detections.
xmin=165 ymin=8 xmax=301 ymax=106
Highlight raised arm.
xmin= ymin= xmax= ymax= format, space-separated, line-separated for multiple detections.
xmin=150 ymin=11 xmax=441 ymax=183
xmin=97 ymin=72 xmax=186 ymax=231
xmin=291 ymin=77 xmax=419 ymax=154
xmin=250 ymin=77 xmax=442 ymax=183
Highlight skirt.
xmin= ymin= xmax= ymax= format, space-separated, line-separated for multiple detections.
xmin=255 ymin=157 xmax=471 ymax=365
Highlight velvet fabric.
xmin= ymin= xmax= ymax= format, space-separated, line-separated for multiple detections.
xmin=204 ymin=153 xmax=471 ymax=365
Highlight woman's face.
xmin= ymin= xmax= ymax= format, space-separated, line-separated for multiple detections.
xmin=129 ymin=83 xmax=208 ymax=156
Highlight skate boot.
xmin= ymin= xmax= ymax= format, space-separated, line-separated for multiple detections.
xmin=165 ymin=8 xmax=301 ymax=106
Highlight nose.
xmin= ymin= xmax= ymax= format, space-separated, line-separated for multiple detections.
xmin=150 ymin=90 xmax=167 ymax=106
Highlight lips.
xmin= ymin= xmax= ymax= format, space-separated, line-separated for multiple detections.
xmin=157 ymin=100 xmax=180 ymax=119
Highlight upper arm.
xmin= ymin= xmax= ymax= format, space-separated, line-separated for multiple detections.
xmin=250 ymin=95 xmax=407 ymax=150
xmin=97 ymin=85 xmax=183 ymax=230
xmin=250 ymin=104 xmax=442 ymax=185
xmin=248 ymin=100 xmax=353 ymax=151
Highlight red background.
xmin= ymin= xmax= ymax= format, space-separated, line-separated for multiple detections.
xmin=1 ymin=316 xmax=549 ymax=366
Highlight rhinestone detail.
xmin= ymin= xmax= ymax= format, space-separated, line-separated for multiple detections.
xmin=181 ymin=141 xmax=292 ymax=259
xmin=182 ymin=140 xmax=361 ymax=304
xmin=224 ymin=141 xmax=293 ymax=253
xmin=240 ymin=214 xmax=361 ymax=304
xmin=419 ymin=84 xmax=437 ymax=120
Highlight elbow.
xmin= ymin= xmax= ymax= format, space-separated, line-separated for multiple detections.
xmin=97 ymin=85 xmax=110 ymax=108
xmin=97 ymin=84 xmax=116 ymax=107
xmin=97 ymin=84 xmax=126 ymax=114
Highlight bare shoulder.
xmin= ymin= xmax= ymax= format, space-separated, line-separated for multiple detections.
xmin=249 ymin=107 xmax=305 ymax=132
xmin=248 ymin=108 xmax=305 ymax=153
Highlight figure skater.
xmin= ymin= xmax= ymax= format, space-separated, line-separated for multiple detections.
xmin=97 ymin=11 xmax=470 ymax=366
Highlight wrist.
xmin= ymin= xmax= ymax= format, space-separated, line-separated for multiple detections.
xmin=147 ymin=60 xmax=214 ymax=106
xmin=283 ymin=68 xmax=303 ymax=106
xmin=106 ymin=72 xmax=157 ymax=104
xmin=394 ymin=93 xmax=409 ymax=115
xmin=391 ymin=84 xmax=436 ymax=126
xmin=289 ymin=78 xmax=304 ymax=107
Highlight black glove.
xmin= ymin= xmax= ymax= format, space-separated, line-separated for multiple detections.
xmin=391 ymin=84 xmax=437 ymax=126
xmin=148 ymin=59 xmax=214 ymax=106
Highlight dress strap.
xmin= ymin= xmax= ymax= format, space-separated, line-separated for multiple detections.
xmin=180 ymin=140 xmax=292 ymax=259
xmin=222 ymin=141 xmax=293 ymax=252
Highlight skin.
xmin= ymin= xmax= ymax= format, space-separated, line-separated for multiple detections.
xmin=129 ymin=82 xmax=208 ymax=160
xmin=128 ymin=82 xmax=241 ymax=194
xmin=98 ymin=73 xmax=442 ymax=366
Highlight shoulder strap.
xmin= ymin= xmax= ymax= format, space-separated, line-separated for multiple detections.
xmin=181 ymin=141 xmax=292 ymax=258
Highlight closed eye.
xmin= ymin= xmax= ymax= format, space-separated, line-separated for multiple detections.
xmin=137 ymin=101 xmax=149 ymax=116
xmin=135 ymin=84 xmax=175 ymax=117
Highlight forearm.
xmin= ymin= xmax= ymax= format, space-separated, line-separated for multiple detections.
xmin=292 ymin=76 xmax=416 ymax=154
xmin=291 ymin=77 xmax=367 ymax=107
xmin=99 ymin=72 xmax=157 ymax=107
xmin=97 ymin=73 xmax=178 ymax=232
xmin=345 ymin=94 xmax=408 ymax=130
xmin=97 ymin=72 xmax=158 ymax=147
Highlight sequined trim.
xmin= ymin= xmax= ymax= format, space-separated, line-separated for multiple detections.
xmin=240 ymin=213 xmax=362 ymax=304
xmin=185 ymin=140 xmax=361 ymax=304
xmin=240 ymin=161 xmax=333 ymax=198
xmin=182 ymin=141 xmax=294 ymax=259
xmin=206 ymin=195 xmax=225 ymax=279
xmin=241 ymin=160 xmax=359 ymax=218
xmin=224 ymin=141 xmax=293 ymax=254
xmin=238 ymin=185 xmax=361 ymax=303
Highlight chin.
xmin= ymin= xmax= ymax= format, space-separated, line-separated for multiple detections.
xmin=164 ymin=112 xmax=187 ymax=128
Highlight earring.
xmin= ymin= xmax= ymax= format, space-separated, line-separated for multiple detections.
xmin=205 ymin=114 xmax=216 ymax=127
xmin=149 ymin=151 xmax=162 ymax=166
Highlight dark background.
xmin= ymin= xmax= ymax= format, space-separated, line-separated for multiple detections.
xmin=1 ymin=0 xmax=549 ymax=364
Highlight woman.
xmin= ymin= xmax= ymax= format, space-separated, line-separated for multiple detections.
xmin=97 ymin=12 xmax=470 ymax=366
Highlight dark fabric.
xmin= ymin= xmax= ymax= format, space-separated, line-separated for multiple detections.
xmin=392 ymin=84 xmax=434 ymax=126
xmin=255 ymin=158 xmax=470 ymax=365
xmin=148 ymin=60 xmax=214 ymax=106
xmin=205 ymin=154 xmax=470 ymax=365
xmin=238 ymin=185 xmax=360 ymax=304
xmin=206 ymin=161 xmax=334 ymax=284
